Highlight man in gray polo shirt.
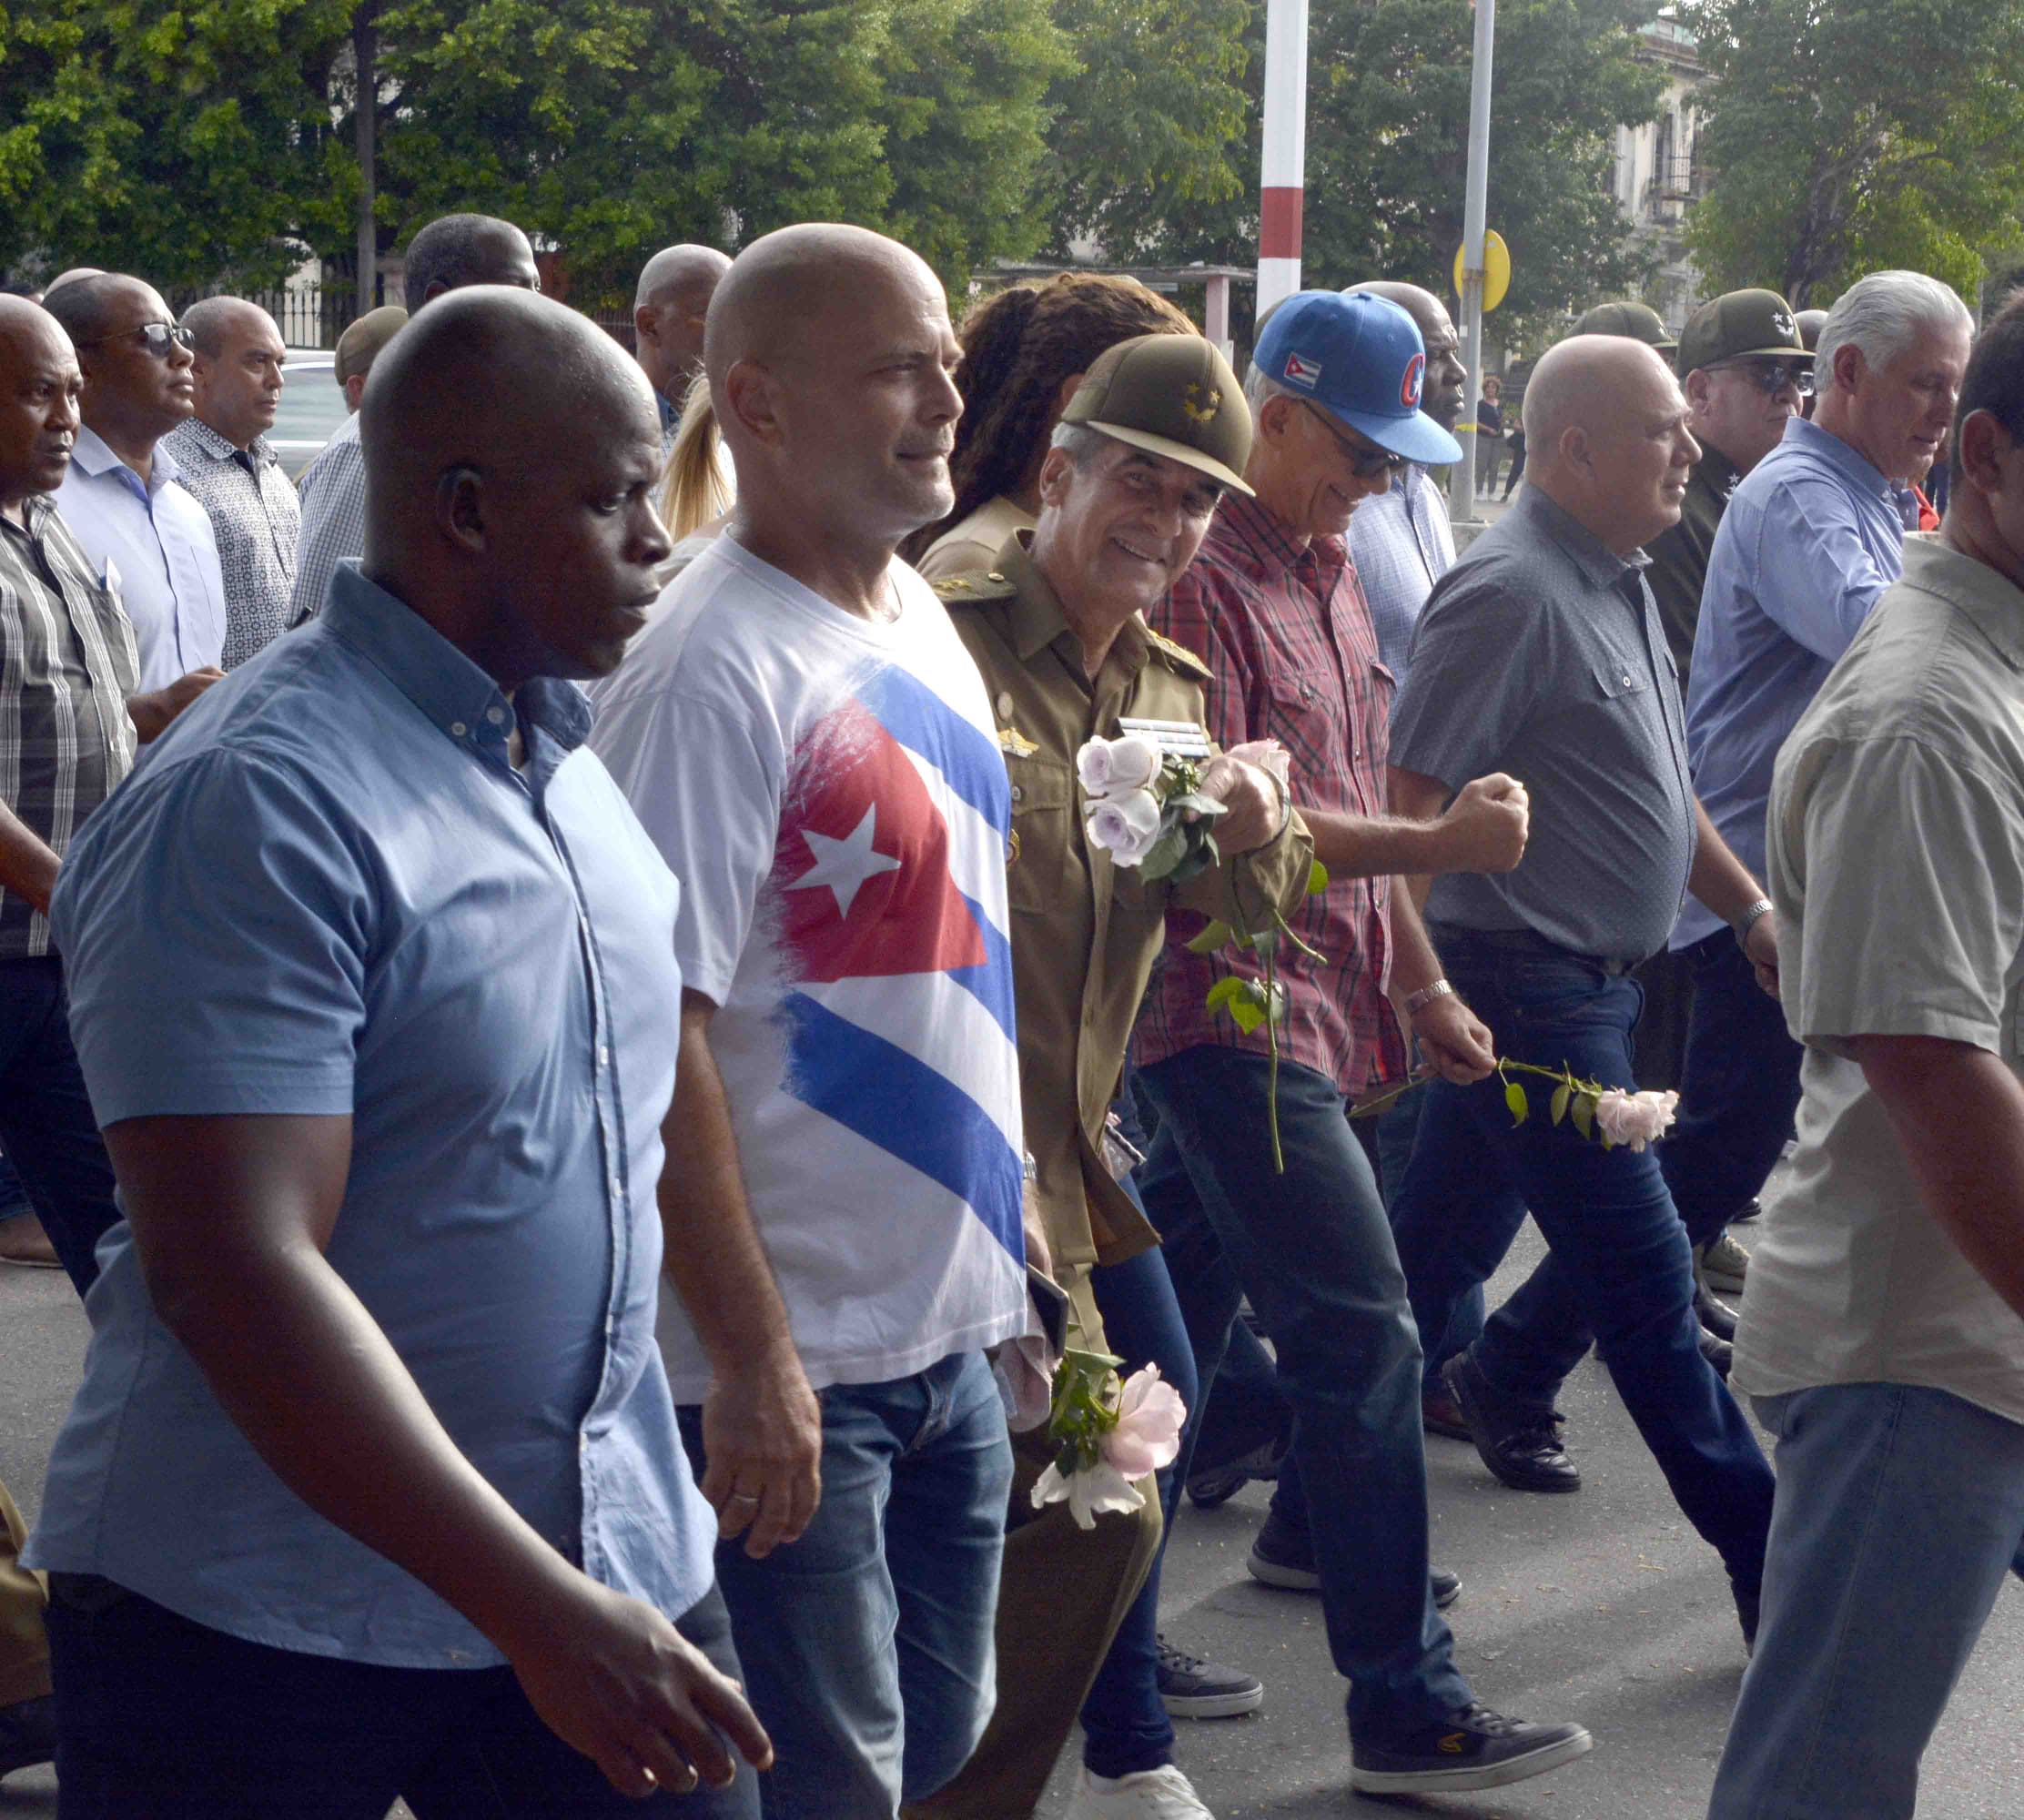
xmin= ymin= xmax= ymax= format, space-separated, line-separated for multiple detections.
xmin=1382 ymin=335 xmax=1776 ymax=1640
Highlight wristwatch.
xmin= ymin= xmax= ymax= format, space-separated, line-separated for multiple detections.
xmin=1404 ymin=978 xmax=1454 ymax=1016
xmin=1732 ymin=897 xmax=1774 ymax=954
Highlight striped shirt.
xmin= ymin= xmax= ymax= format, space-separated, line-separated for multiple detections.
xmin=289 ymin=410 xmax=364 ymax=627
xmin=1140 ymin=492 xmax=1407 ymax=1097
xmin=160 ymin=419 xmax=300 ymax=670
xmin=0 ymin=497 xmax=139 ymax=957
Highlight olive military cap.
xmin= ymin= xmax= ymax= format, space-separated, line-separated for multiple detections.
xmin=1060 ymin=333 xmax=1255 ymax=495
xmin=1573 ymin=299 xmax=1677 ymax=355
xmin=1675 ymin=288 xmax=1806 ymax=377
xmin=334 ymin=306 xmax=410 ymax=385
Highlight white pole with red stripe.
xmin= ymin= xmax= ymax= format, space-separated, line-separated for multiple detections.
xmin=1449 ymin=0 xmax=1497 ymax=525
xmin=1257 ymin=0 xmax=1310 ymax=319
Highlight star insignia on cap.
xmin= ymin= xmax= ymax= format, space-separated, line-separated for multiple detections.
xmin=1180 ymin=381 xmax=1220 ymax=425
xmin=1772 ymin=310 xmax=1796 ymax=338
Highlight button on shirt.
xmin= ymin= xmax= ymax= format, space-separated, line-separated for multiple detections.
xmin=1392 ymin=486 xmax=1696 ymax=964
xmin=55 ymin=425 xmax=227 ymax=693
xmin=1675 ymin=414 xmax=1903 ymax=949
xmin=1349 ymin=464 xmax=1456 ymax=689
xmin=29 ymin=561 xmax=714 ymax=1666
xmin=290 ymin=410 xmax=365 ymax=626
xmin=1140 ymin=492 xmax=1405 ymax=1097
xmin=1741 ymin=536 xmax=2024 ymax=1426
xmin=159 ymin=418 xmax=301 ymax=669
xmin=0 ymin=497 xmax=138 ymax=957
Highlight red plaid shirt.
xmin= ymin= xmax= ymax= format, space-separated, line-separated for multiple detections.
xmin=1138 ymin=493 xmax=1408 ymax=1097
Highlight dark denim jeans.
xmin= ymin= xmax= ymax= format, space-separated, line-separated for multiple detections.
xmin=1134 ymin=1046 xmax=1472 ymax=1742
xmin=1389 ymin=935 xmax=1773 ymax=1592
xmin=1078 ymin=1239 xmax=1198 ymax=1781
xmin=680 ymin=1351 xmax=1011 ymax=1816
xmin=0 ymin=956 xmax=122 ymax=1294
xmin=1374 ymin=1082 xmax=1484 ymax=1392
xmin=46 ymin=1574 xmax=758 ymax=1818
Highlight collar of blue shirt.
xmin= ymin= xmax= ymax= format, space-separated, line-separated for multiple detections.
xmin=1778 ymin=412 xmax=1893 ymax=498
xmin=323 ymin=561 xmax=592 ymax=760
xmin=72 ymin=421 xmax=182 ymax=497
xmin=1512 ymin=483 xmax=1649 ymax=591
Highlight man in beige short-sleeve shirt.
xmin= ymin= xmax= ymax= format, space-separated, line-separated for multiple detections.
xmin=1710 ymin=296 xmax=2024 ymax=1820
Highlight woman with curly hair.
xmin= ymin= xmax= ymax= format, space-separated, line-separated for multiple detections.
xmin=910 ymin=272 xmax=1196 ymax=579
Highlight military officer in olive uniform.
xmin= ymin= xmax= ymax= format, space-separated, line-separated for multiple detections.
xmin=1644 ymin=288 xmax=1811 ymax=691
xmin=907 ymin=337 xmax=1311 ymax=1820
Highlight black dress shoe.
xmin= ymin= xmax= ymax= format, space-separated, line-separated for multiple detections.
xmin=1698 ymin=1325 xmax=1734 ymax=1380
xmin=1442 ymin=1350 xmax=1581 ymax=1492
xmin=1695 ymin=1277 xmax=1740 ymax=1342
xmin=1422 ymin=1386 xmax=1472 ymax=1441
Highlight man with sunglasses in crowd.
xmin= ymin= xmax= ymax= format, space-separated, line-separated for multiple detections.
xmin=1137 ymin=291 xmax=1586 ymax=1798
xmin=43 ymin=277 xmax=226 ymax=733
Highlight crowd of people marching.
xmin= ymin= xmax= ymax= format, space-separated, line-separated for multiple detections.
xmin=0 ymin=208 xmax=2019 ymax=1820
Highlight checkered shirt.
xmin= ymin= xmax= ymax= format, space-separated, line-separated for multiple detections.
xmin=1138 ymin=493 xmax=1407 ymax=1097
xmin=160 ymin=419 xmax=300 ymax=669
xmin=289 ymin=410 xmax=363 ymax=627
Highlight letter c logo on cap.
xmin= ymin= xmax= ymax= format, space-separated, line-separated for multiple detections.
xmin=1401 ymin=352 xmax=1426 ymax=410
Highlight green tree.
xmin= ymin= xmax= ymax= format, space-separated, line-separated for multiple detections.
xmin=1679 ymin=0 xmax=2024 ymax=308
xmin=0 ymin=0 xmax=352 ymax=288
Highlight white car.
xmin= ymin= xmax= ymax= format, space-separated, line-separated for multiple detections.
xmin=270 ymin=350 xmax=350 ymax=481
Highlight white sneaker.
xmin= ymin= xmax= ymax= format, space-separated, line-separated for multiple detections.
xmin=1062 ymin=1764 xmax=1217 ymax=1819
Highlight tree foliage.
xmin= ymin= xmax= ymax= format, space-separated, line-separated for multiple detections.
xmin=1680 ymin=0 xmax=2024 ymax=308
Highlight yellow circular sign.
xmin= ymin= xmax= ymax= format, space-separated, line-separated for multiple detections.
xmin=1453 ymin=230 xmax=1513 ymax=313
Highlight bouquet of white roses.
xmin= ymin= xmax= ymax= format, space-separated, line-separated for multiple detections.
xmin=1077 ymin=733 xmax=1230 ymax=884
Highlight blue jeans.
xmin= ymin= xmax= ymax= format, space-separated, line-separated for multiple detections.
xmin=1390 ymin=935 xmax=1774 ymax=1592
xmin=1710 ymin=1384 xmax=2024 ymax=1819
xmin=1374 ymin=1083 xmax=1483 ymax=1392
xmin=0 ymin=956 xmax=122 ymax=1294
xmin=46 ymin=1574 xmax=758 ymax=1818
xmin=1134 ymin=1046 xmax=1472 ymax=1742
xmin=1078 ymin=1240 xmax=1198 ymax=1781
xmin=679 ymin=1350 xmax=1011 ymax=1817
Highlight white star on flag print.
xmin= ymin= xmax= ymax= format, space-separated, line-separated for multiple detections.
xmin=789 ymin=804 xmax=902 ymax=919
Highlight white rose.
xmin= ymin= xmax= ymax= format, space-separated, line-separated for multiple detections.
xmin=1085 ymin=787 xmax=1164 ymax=865
xmin=1593 ymin=1088 xmax=1680 ymax=1152
xmin=1077 ymin=733 xmax=1162 ymax=797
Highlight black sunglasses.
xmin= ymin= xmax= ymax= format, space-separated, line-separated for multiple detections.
xmin=76 ymin=321 xmax=196 ymax=359
xmin=1710 ymin=359 xmax=1815 ymax=400
xmin=1299 ymin=400 xmax=1407 ymax=478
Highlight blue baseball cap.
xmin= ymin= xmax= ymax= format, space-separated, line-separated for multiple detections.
xmin=1253 ymin=290 xmax=1463 ymax=467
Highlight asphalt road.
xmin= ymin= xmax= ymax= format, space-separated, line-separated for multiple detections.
xmin=4 ymin=1218 xmax=2020 ymax=1818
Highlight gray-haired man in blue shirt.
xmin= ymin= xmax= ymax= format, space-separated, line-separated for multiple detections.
xmin=30 ymin=290 xmax=788 ymax=1817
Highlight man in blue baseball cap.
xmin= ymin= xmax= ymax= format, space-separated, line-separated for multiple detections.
xmin=1138 ymin=289 xmax=1591 ymax=1797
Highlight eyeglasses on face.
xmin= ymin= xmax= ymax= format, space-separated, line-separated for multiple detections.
xmin=76 ymin=321 xmax=196 ymax=359
xmin=1714 ymin=359 xmax=1815 ymax=400
xmin=1299 ymin=400 xmax=1407 ymax=478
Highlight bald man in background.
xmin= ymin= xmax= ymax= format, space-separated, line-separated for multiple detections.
xmin=1382 ymin=337 xmax=1776 ymax=1640
xmin=592 ymin=222 xmax=1032 ymax=1817
xmin=632 ymin=244 xmax=732 ymax=452
xmin=28 ymin=288 xmax=771 ymax=1817
xmin=161 ymin=297 xmax=300 ymax=666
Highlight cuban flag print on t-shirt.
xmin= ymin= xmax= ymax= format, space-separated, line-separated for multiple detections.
xmin=588 ymin=535 xmax=1029 ymax=1400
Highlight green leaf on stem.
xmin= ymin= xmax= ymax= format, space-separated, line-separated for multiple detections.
xmin=1571 ymin=1094 xmax=1594 ymax=1139
xmin=1166 ymin=792 xmax=1229 ymax=819
xmin=1307 ymin=859 xmax=1330 ymax=896
xmin=1187 ymin=919 xmax=1234 ymax=955
xmin=1228 ymin=979 xmax=1271 ymax=1035
xmin=1551 ymin=1082 xmax=1570 ymax=1126
xmin=1250 ymin=926 xmax=1280 ymax=962
xmin=1204 ymin=976 xmax=1246 ymax=1013
xmin=1139 ymin=824 xmax=1189 ymax=879
xmin=1504 ymin=1081 xmax=1529 ymax=1127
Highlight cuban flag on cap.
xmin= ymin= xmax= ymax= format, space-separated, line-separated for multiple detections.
xmin=1283 ymin=349 xmax=1323 ymax=389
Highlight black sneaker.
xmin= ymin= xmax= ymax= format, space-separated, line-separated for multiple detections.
xmin=1247 ymin=1511 xmax=1461 ymax=1607
xmin=1351 ymin=1704 xmax=1594 ymax=1795
xmin=0 ymin=1693 xmax=54 ymax=1781
xmin=1443 ymin=1350 xmax=1581 ymax=1492
xmin=1156 ymin=1634 xmax=1265 ymax=1719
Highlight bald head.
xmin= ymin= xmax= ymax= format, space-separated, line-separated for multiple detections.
xmin=0 ymin=297 xmax=84 ymax=511
xmin=43 ymin=268 xmax=103 ymax=298
xmin=358 ymin=287 xmax=669 ymax=685
xmin=632 ymin=243 xmax=730 ymax=399
xmin=1344 ymin=280 xmax=1464 ymax=430
xmin=180 ymin=296 xmax=275 ymax=360
xmin=182 ymin=297 xmax=286 ymax=449
xmin=705 ymin=224 xmax=960 ymax=565
xmin=1523 ymin=334 xmax=1700 ymax=552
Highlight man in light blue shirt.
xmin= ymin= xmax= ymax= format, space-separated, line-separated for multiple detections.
xmin=29 ymin=290 xmax=777 ymax=1817
xmin=1659 ymin=271 xmax=1972 ymax=1289
xmin=42 ymin=276 xmax=228 ymax=699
